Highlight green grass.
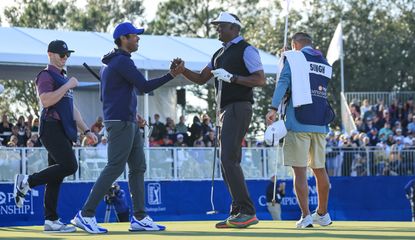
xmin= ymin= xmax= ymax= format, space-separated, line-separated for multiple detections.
xmin=1 ymin=221 xmax=415 ymax=240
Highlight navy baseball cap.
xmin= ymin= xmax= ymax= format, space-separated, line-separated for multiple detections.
xmin=113 ymin=22 xmax=144 ymax=40
xmin=47 ymin=40 xmax=74 ymax=54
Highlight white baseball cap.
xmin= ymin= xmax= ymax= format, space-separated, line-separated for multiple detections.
xmin=264 ymin=120 xmax=287 ymax=146
xmin=211 ymin=12 xmax=242 ymax=27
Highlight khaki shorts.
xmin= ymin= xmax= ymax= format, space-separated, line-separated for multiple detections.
xmin=283 ymin=131 xmax=326 ymax=168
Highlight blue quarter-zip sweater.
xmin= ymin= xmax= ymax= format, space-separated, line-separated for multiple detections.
xmin=100 ymin=49 xmax=173 ymax=121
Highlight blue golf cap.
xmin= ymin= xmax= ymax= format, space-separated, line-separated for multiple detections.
xmin=113 ymin=22 xmax=144 ymax=40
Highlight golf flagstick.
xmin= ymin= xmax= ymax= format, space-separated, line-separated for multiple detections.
xmin=207 ymin=79 xmax=223 ymax=215
xmin=273 ymin=0 xmax=290 ymax=203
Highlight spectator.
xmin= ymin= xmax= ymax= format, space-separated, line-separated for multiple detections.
xmin=201 ymin=114 xmax=212 ymax=136
xmin=408 ymin=115 xmax=415 ymax=133
xmin=360 ymin=99 xmax=371 ymax=117
xmin=364 ymin=117 xmax=374 ymax=132
xmin=355 ymin=117 xmax=365 ymax=132
xmin=16 ymin=116 xmax=26 ymax=132
xmin=193 ymin=132 xmax=205 ymax=147
xmin=31 ymin=118 xmax=40 ymax=132
xmin=24 ymin=128 xmax=32 ymax=146
xmin=265 ymin=175 xmax=285 ymax=220
xmin=160 ymin=135 xmax=173 ymax=147
xmin=26 ymin=139 xmax=35 ymax=148
xmin=204 ymin=130 xmax=215 ymax=147
xmin=30 ymin=133 xmax=42 ymax=147
xmin=174 ymin=134 xmax=187 ymax=147
xmin=26 ymin=115 xmax=34 ymax=130
xmin=367 ymin=127 xmax=379 ymax=146
xmin=151 ymin=114 xmax=167 ymax=141
xmin=189 ymin=116 xmax=202 ymax=145
xmin=349 ymin=103 xmax=361 ymax=120
xmin=7 ymin=135 xmax=18 ymax=147
xmin=175 ymin=115 xmax=188 ymax=134
xmin=165 ymin=117 xmax=176 ymax=135
xmin=90 ymin=116 xmax=104 ymax=135
xmin=379 ymin=122 xmax=393 ymax=142
xmin=0 ymin=113 xmax=13 ymax=145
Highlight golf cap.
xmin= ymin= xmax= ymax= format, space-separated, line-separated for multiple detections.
xmin=211 ymin=12 xmax=242 ymax=27
xmin=47 ymin=40 xmax=74 ymax=54
xmin=113 ymin=22 xmax=144 ymax=40
xmin=264 ymin=120 xmax=287 ymax=146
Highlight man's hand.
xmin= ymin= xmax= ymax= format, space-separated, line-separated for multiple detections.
xmin=211 ymin=68 xmax=232 ymax=83
xmin=136 ymin=114 xmax=146 ymax=128
xmin=86 ymin=132 xmax=98 ymax=145
xmin=67 ymin=77 xmax=79 ymax=89
xmin=266 ymin=109 xmax=278 ymax=126
xmin=169 ymin=58 xmax=185 ymax=77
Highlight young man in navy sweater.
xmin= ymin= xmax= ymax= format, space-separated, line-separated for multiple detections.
xmin=72 ymin=22 xmax=183 ymax=234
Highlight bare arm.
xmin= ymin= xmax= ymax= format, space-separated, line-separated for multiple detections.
xmin=39 ymin=77 xmax=78 ymax=108
xmin=182 ymin=66 xmax=213 ymax=85
xmin=233 ymin=70 xmax=266 ymax=88
xmin=73 ymin=106 xmax=97 ymax=144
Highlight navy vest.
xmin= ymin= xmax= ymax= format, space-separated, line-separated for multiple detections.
xmin=211 ymin=40 xmax=253 ymax=107
xmin=294 ymin=52 xmax=335 ymax=125
xmin=37 ymin=70 xmax=78 ymax=142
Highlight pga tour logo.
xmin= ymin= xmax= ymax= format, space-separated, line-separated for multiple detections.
xmin=0 ymin=190 xmax=39 ymax=215
xmin=147 ymin=183 xmax=161 ymax=205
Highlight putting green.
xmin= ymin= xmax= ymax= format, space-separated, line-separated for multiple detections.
xmin=1 ymin=221 xmax=415 ymax=240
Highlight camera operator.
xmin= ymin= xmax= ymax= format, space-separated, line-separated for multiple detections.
xmin=104 ymin=182 xmax=129 ymax=222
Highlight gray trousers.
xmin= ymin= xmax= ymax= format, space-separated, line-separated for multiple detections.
xmin=82 ymin=121 xmax=146 ymax=218
xmin=220 ymin=101 xmax=255 ymax=215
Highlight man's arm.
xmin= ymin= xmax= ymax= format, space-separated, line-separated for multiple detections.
xmin=231 ymin=70 xmax=266 ymax=88
xmin=117 ymin=57 xmax=173 ymax=93
xmin=39 ymin=76 xmax=78 ymax=108
xmin=182 ymin=66 xmax=213 ymax=85
xmin=73 ymin=106 xmax=97 ymax=144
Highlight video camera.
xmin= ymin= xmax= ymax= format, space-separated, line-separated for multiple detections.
xmin=104 ymin=183 xmax=119 ymax=205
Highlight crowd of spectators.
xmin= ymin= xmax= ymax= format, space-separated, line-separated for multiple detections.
xmin=0 ymin=113 xmax=237 ymax=149
xmin=326 ymin=97 xmax=415 ymax=177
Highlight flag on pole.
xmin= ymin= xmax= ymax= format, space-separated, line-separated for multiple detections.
xmin=326 ymin=22 xmax=343 ymax=65
xmin=281 ymin=0 xmax=291 ymax=16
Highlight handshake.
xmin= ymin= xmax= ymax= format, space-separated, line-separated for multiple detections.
xmin=169 ymin=58 xmax=185 ymax=77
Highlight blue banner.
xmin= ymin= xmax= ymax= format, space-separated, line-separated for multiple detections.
xmin=0 ymin=176 xmax=413 ymax=226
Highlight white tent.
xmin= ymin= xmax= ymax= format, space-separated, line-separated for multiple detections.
xmin=0 ymin=26 xmax=279 ymax=144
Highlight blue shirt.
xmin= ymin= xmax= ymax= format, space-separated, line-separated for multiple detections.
xmin=271 ymin=47 xmax=329 ymax=133
xmin=206 ymin=36 xmax=263 ymax=73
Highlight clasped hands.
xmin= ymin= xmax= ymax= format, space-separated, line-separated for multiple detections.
xmin=169 ymin=58 xmax=185 ymax=77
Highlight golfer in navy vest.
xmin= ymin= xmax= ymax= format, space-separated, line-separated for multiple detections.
xmin=266 ymin=32 xmax=335 ymax=228
xmin=71 ymin=22 xmax=183 ymax=234
xmin=177 ymin=12 xmax=266 ymax=228
xmin=13 ymin=40 xmax=97 ymax=233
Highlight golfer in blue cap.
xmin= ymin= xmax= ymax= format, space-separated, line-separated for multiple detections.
xmin=71 ymin=22 xmax=183 ymax=234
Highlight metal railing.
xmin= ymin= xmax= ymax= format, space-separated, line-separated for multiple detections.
xmin=345 ymin=91 xmax=415 ymax=106
xmin=0 ymin=147 xmax=293 ymax=182
xmin=326 ymin=146 xmax=415 ymax=177
xmin=1 ymin=146 xmax=414 ymax=182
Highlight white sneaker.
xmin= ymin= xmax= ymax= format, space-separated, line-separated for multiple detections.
xmin=71 ymin=210 xmax=107 ymax=234
xmin=312 ymin=211 xmax=332 ymax=226
xmin=13 ymin=174 xmax=30 ymax=208
xmin=296 ymin=215 xmax=313 ymax=228
xmin=129 ymin=215 xmax=166 ymax=231
xmin=44 ymin=219 xmax=76 ymax=233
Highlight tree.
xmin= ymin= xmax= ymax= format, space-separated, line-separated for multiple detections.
xmin=2 ymin=0 xmax=146 ymax=119
xmin=66 ymin=0 xmax=145 ymax=32
xmin=4 ymin=0 xmax=71 ymax=29
xmin=0 ymin=79 xmax=39 ymax=119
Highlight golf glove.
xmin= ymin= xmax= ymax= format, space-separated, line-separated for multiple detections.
xmin=211 ymin=68 xmax=233 ymax=83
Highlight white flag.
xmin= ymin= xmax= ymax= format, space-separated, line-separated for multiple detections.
xmin=326 ymin=22 xmax=343 ymax=65
xmin=281 ymin=0 xmax=291 ymax=16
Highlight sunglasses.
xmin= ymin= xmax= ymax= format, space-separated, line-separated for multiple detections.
xmin=59 ymin=52 xmax=71 ymax=58
xmin=144 ymin=122 xmax=154 ymax=138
